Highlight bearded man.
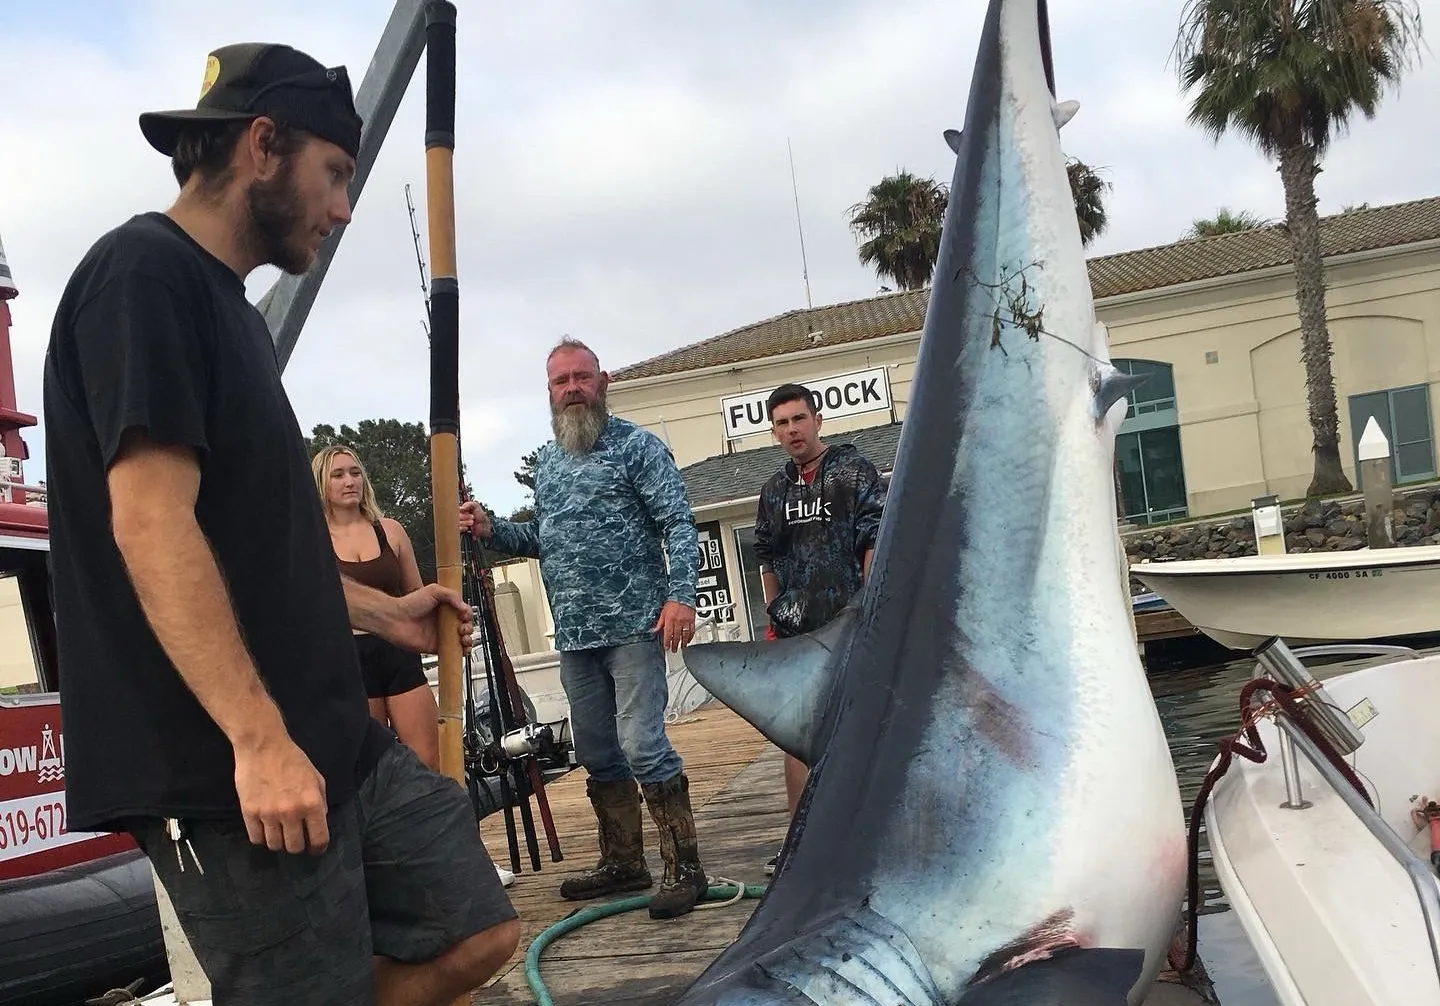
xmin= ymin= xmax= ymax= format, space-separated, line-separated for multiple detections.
xmin=459 ymin=337 xmax=709 ymax=919
xmin=42 ymin=43 xmax=519 ymax=1005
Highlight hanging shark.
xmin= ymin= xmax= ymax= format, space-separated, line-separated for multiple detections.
xmin=673 ymin=0 xmax=1186 ymax=1003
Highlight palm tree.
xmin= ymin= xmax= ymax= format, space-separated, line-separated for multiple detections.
xmin=1068 ymin=159 xmax=1111 ymax=247
xmin=1186 ymin=207 xmax=1272 ymax=238
xmin=846 ymin=172 xmax=949 ymax=291
xmin=1174 ymin=0 xmax=1424 ymax=497
xmin=848 ymin=158 xmax=1113 ymax=290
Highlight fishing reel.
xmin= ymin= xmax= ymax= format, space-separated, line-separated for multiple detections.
xmin=501 ymin=722 xmax=554 ymax=759
xmin=468 ymin=717 xmax=574 ymax=778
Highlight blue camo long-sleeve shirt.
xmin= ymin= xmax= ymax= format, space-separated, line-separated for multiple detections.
xmin=488 ymin=416 xmax=700 ymax=651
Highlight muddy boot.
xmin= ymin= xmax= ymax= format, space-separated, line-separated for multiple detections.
xmin=642 ymin=772 xmax=709 ymax=920
xmin=559 ymin=777 xmax=653 ymax=901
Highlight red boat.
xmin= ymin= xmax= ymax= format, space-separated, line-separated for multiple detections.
xmin=0 ymin=235 xmax=167 ymax=1005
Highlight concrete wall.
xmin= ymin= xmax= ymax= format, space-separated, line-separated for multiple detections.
xmin=1101 ymin=242 xmax=1440 ymax=515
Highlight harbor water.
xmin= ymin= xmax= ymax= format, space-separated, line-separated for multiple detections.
xmin=1149 ymin=638 xmax=1440 ymax=1006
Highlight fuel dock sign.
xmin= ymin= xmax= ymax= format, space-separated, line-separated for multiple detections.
xmin=721 ymin=367 xmax=892 ymax=441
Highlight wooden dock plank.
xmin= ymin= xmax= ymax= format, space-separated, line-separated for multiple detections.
xmin=474 ymin=702 xmax=781 ymax=1002
xmin=1135 ymin=607 xmax=1200 ymax=643
xmin=470 ymin=701 xmax=1211 ymax=1006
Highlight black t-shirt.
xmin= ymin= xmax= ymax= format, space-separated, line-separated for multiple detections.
xmin=42 ymin=211 xmax=391 ymax=832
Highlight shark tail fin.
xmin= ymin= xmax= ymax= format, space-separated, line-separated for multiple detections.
xmin=678 ymin=605 xmax=858 ymax=767
xmin=955 ymin=947 xmax=1147 ymax=1006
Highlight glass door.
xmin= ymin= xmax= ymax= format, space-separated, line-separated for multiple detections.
xmin=731 ymin=524 xmax=770 ymax=641
xmin=1350 ymin=385 xmax=1436 ymax=486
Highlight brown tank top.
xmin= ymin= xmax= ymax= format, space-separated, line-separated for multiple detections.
xmin=336 ymin=520 xmax=405 ymax=597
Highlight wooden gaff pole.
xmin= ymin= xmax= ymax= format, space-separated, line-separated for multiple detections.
xmin=423 ymin=0 xmax=464 ymax=789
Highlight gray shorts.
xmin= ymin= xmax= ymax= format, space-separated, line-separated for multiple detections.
xmin=127 ymin=740 xmax=517 ymax=1005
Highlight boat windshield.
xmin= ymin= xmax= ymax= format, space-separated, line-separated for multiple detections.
xmin=0 ymin=549 xmax=53 ymax=696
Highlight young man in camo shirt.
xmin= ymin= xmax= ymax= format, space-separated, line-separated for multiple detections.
xmin=753 ymin=382 xmax=886 ymax=873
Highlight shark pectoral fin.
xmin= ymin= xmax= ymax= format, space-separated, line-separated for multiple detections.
xmin=679 ymin=606 xmax=857 ymax=766
xmin=1052 ymin=99 xmax=1080 ymax=130
xmin=944 ymin=128 xmax=964 ymax=154
xmin=1094 ymin=366 xmax=1149 ymax=426
xmin=956 ymin=948 xmax=1147 ymax=1005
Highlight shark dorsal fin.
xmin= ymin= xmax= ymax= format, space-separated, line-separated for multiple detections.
xmin=680 ymin=605 xmax=858 ymax=766
xmin=944 ymin=128 xmax=964 ymax=154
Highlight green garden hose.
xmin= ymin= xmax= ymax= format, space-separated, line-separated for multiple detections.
xmin=524 ymin=881 xmax=770 ymax=1006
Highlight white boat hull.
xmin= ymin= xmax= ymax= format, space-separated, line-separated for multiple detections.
xmin=1132 ymin=545 xmax=1440 ymax=649
xmin=1205 ymin=652 xmax=1440 ymax=1005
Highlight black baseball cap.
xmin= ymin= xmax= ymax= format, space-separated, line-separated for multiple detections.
xmin=139 ymin=43 xmax=363 ymax=160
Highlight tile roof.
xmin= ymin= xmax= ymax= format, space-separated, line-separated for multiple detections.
xmin=681 ymin=422 xmax=904 ymax=510
xmin=614 ymin=196 xmax=1440 ymax=382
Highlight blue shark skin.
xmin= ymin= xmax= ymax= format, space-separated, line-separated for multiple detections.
xmin=673 ymin=1 xmax=1187 ymax=1004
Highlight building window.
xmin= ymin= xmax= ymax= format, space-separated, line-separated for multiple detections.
xmin=1113 ymin=359 xmax=1188 ymax=525
xmin=732 ymin=524 xmax=769 ymax=641
xmin=1349 ymin=384 xmax=1436 ymax=486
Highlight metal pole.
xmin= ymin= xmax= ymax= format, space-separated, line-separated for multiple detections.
xmin=259 ymin=0 xmax=428 ymax=371
xmin=1276 ymin=730 xmax=1310 ymax=810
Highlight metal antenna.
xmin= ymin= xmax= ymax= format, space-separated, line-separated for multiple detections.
xmin=404 ymin=182 xmax=431 ymax=339
xmin=788 ymin=137 xmax=813 ymax=310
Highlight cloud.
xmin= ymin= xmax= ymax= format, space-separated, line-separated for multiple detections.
xmin=3 ymin=0 xmax=1436 ymax=520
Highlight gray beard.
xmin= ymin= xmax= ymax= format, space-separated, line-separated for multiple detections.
xmin=553 ymin=400 xmax=608 ymax=455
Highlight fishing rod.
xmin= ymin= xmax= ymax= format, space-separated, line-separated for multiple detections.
xmin=460 ymin=519 xmax=565 ymax=867
xmin=453 ymin=506 xmax=570 ymax=873
xmin=403 ymin=182 xmax=431 ymax=340
xmin=460 ymin=524 xmax=531 ymax=873
xmin=422 ymin=0 xmax=464 ymax=794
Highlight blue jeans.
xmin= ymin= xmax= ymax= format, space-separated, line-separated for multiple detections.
xmin=559 ymin=637 xmax=684 ymax=785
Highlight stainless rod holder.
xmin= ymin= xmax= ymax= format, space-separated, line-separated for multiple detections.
xmin=1253 ymin=636 xmax=1366 ymax=756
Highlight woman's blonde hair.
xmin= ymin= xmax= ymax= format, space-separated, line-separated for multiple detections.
xmin=311 ymin=445 xmax=383 ymax=523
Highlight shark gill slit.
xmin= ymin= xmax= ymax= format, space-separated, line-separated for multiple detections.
xmin=969 ymin=907 xmax=1079 ymax=986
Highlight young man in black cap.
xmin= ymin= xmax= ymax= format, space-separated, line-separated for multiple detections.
xmin=42 ymin=43 xmax=519 ymax=1005
xmin=753 ymin=382 xmax=886 ymax=873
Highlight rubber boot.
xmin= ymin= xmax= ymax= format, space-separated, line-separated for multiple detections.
xmin=642 ymin=772 xmax=708 ymax=920
xmin=559 ymin=777 xmax=653 ymax=901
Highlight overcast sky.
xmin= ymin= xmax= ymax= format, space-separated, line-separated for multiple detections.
xmin=2 ymin=0 xmax=1436 ymax=517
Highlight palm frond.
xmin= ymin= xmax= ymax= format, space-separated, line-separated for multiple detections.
xmin=1174 ymin=0 xmax=1424 ymax=155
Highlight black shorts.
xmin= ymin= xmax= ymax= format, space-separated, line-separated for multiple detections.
xmin=127 ymin=741 xmax=517 ymax=1005
xmin=354 ymin=632 xmax=428 ymax=699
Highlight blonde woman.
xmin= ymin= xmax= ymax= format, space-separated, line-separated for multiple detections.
xmin=312 ymin=445 xmax=440 ymax=770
